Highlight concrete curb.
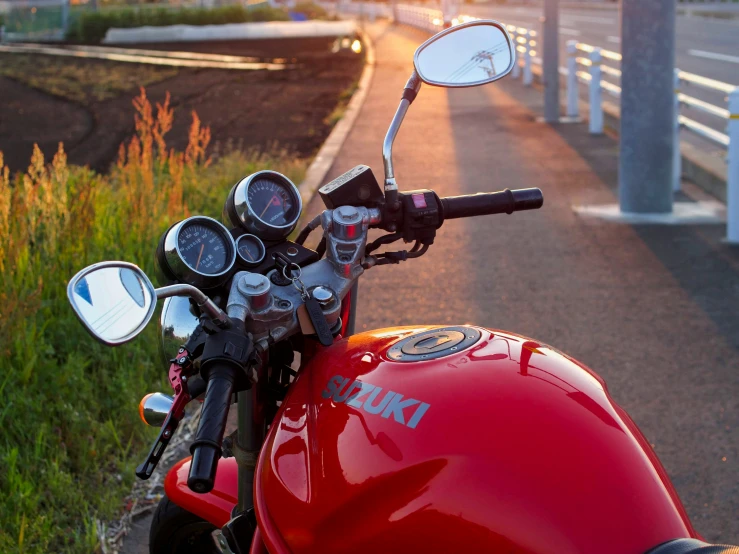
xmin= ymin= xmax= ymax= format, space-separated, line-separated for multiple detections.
xmin=297 ymin=28 xmax=376 ymax=207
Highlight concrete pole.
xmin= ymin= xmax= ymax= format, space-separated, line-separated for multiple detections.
xmin=543 ymin=0 xmax=560 ymax=123
xmin=619 ymin=0 xmax=676 ymax=214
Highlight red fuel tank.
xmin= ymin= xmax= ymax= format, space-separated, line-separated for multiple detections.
xmin=254 ymin=326 xmax=696 ymax=554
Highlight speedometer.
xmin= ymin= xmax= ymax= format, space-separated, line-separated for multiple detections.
xmin=178 ymin=222 xmax=229 ymax=275
xmin=156 ymin=216 xmax=236 ymax=288
xmin=224 ymin=171 xmax=302 ymax=241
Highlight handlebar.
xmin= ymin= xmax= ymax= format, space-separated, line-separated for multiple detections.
xmin=441 ymin=188 xmax=543 ymax=220
xmin=188 ymin=364 xmax=236 ymax=493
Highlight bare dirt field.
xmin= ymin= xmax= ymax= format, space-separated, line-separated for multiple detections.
xmin=0 ymin=37 xmax=363 ymax=173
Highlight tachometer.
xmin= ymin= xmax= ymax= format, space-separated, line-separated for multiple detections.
xmin=156 ymin=216 xmax=236 ymax=288
xmin=224 ymin=171 xmax=302 ymax=241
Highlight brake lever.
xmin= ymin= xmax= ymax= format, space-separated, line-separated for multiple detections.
xmin=135 ymin=350 xmax=194 ymax=479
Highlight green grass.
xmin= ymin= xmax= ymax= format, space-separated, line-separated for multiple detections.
xmin=0 ymin=89 xmax=306 ymax=553
xmin=0 ymin=53 xmax=179 ymax=103
xmin=66 ymin=4 xmax=291 ymax=44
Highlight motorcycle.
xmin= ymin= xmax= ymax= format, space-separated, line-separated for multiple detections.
xmin=66 ymin=20 xmax=736 ymax=554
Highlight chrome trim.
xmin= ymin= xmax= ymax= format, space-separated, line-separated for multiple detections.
xmin=141 ymin=392 xmax=174 ymax=427
xmin=235 ymin=234 xmax=266 ymax=266
xmin=156 ymin=283 xmax=229 ymax=327
xmin=161 ymin=215 xmax=237 ymax=289
xmin=159 ymin=296 xmax=201 ymax=363
xmin=413 ymin=20 xmax=516 ymax=88
xmin=229 ymin=171 xmax=302 ymax=241
xmin=382 ymin=72 xmax=421 ymax=189
xmin=67 ymin=261 xmax=158 ymax=346
xmin=236 ymin=273 xmax=272 ymax=312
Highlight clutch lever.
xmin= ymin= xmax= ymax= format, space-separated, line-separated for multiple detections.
xmin=135 ymin=350 xmax=194 ymax=479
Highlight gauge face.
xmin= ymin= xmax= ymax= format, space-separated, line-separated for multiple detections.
xmin=236 ymin=234 xmax=266 ymax=266
xmin=225 ymin=171 xmax=302 ymax=241
xmin=177 ymin=221 xmax=230 ymax=275
xmin=247 ymin=177 xmax=300 ymax=228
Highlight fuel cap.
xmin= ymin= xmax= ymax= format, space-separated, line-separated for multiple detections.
xmin=387 ymin=326 xmax=482 ymax=362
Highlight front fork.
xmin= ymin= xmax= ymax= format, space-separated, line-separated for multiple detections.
xmin=226 ymin=281 xmax=358 ymax=546
xmin=235 ymin=382 xmax=266 ymax=514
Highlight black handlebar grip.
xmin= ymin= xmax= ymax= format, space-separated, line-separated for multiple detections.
xmin=187 ymin=365 xmax=235 ymax=493
xmin=441 ymin=188 xmax=544 ymax=220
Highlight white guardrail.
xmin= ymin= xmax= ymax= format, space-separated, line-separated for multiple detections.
xmin=394 ymin=6 xmax=739 ymax=239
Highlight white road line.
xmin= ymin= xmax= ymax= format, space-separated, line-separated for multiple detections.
xmin=560 ymin=28 xmax=582 ymax=36
xmin=607 ymin=36 xmax=621 ymax=44
xmin=688 ymin=49 xmax=739 ymax=65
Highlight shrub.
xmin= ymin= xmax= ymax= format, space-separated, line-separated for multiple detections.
xmin=0 ymin=88 xmax=305 ymax=553
xmin=66 ymin=4 xmax=291 ymax=44
xmin=290 ymin=1 xmax=330 ymax=21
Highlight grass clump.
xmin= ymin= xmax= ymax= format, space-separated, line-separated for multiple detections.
xmin=0 ymin=53 xmax=178 ymax=103
xmin=66 ymin=4 xmax=291 ymax=44
xmin=290 ymin=1 xmax=331 ymax=20
xmin=0 ymin=88 xmax=305 ymax=553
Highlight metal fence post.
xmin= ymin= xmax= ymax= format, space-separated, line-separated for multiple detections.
xmin=511 ymin=29 xmax=521 ymax=80
xmin=566 ymin=40 xmax=579 ymax=118
xmin=727 ymin=88 xmax=739 ymax=243
xmin=673 ymin=69 xmax=682 ymax=192
xmin=523 ymin=30 xmax=533 ymax=87
xmin=589 ymin=47 xmax=603 ymax=135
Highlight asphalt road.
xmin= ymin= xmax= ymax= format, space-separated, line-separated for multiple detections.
xmin=461 ymin=4 xmax=738 ymax=161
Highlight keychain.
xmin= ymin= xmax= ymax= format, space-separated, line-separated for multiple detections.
xmin=281 ymin=261 xmax=334 ymax=346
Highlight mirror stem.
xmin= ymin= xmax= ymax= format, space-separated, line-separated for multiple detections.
xmin=156 ymin=284 xmax=230 ymax=328
xmin=383 ymin=71 xmax=422 ymax=210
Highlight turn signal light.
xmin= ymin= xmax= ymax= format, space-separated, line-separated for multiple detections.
xmin=138 ymin=392 xmax=174 ymax=427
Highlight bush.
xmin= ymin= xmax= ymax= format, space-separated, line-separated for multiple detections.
xmin=290 ymin=1 xmax=330 ymax=21
xmin=66 ymin=4 xmax=291 ymax=44
xmin=0 ymin=88 xmax=305 ymax=553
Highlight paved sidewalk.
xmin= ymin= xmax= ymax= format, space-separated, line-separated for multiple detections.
xmin=304 ymin=22 xmax=738 ymax=543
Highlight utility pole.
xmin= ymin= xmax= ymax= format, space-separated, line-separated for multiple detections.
xmin=619 ymin=0 xmax=676 ymax=214
xmin=542 ymin=0 xmax=560 ymax=123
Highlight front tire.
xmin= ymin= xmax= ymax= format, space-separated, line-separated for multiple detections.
xmin=149 ymin=495 xmax=220 ymax=554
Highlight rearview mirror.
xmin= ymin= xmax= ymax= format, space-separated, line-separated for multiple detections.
xmin=67 ymin=261 xmax=157 ymax=346
xmin=414 ymin=20 xmax=515 ymax=88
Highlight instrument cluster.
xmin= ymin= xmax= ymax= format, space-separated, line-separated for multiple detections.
xmin=156 ymin=171 xmax=311 ymax=288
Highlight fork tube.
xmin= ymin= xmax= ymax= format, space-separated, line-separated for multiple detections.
xmin=236 ymin=384 xmax=264 ymax=514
